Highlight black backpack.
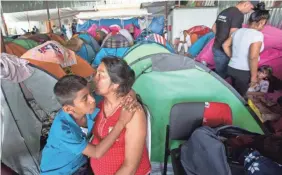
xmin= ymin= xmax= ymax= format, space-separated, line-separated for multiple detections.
xmin=180 ymin=125 xmax=260 ymax=175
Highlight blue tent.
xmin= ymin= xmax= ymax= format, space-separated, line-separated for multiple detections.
xmin=78 ymin=33 xmax=100 ymax=52
xmin=136 ymin=33 xmax=175 ymax=53
xmin=92 ymin=47 xmax=130 ymax=67
xmin=76 ymin=18 xmax=139 ymax=32
xmin=148 ymin=16 xmax=165 ymax=35
xmin=188 ymin=32 xmax=215 ymax=57
xmin=76 ymin=44 xmax=96 ymax=64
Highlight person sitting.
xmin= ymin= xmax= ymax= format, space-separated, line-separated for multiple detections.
xmin=247 ymin=65 xmax=273 ymax=96
xmin=40 ymin=75 xmax=138 ymax=175
xmin=222 ymin=2 xmax=270 ymax=96
xmin=178 ymin=31 xmax=192 ymax=54
xmin=90 ymin=58 xmax=151 ymax=175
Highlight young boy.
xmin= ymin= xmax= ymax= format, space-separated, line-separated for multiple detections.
xmin=40 ymin=75 xmax=138 ymax=175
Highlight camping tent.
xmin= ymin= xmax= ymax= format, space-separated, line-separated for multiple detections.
xmin=119 ymin=29 xmax=134 ymax=46
xmin=101 ymin=32 xmax=133 ymax=48
xmin=11 ymin=39 xmax=39 ymax=50
xmin=92 ymin=31 xmax=134 ymax=67
xmin=92 ymin=47 xmax=130 ymax=67
xmin=5 ymin=42 xmax=27 ymax=57
xmin=78 ymin=33 xmax=100 ymax=53
xmin=26 ymin=34 xmax=51 ymax=44
xmin=135 ymin=29 xmax=153 ymax=42
xmin=76 ymin=43 xmax=96 ymax=64
xmin=65 ymin=36 xmax=96 ymax=64
xmin=1 ymin=64 xmax=61 ymax=175
xmin=123 ymin=51 xmax=265 ymax=163
xmin=21 ymin=40 xmax=95 ymax=78
xmin=47 ymin=33 xmax=66 ymax=46
xmin=143 ymin=33 xmax=175 ymax=53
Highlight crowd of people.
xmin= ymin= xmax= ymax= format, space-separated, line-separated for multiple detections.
xmin=212 ymin=1 xmax=272 ymax=97
xmin=212 ymin=1 xmax=282 ymax=173
xmin=37 ymin=1 xmax=282 ymax=175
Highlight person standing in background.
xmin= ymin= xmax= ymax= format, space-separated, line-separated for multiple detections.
xmin=212 ymin=0 xmax=258 ymax=78
xmin=222 ymin=3 xmax=270 ymax=96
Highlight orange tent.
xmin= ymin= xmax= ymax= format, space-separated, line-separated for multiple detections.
xmin=5 ymin=42 xmax=27 ymax=57
xmin=47 ymin=33 xmax=66 ymax=46
xmin=71 ymin=55 xmax=95 ymax=78
xmin=26 ymin=59 xmax=66 ymax=79
xmin=25 ymin=55 xmax=95 ymax=79
xmin=5 ymin=42 xmax=95 ymax=79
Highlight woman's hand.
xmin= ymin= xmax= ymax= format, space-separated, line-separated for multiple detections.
xmin=249 ymin=81 xmax=258 ymax=88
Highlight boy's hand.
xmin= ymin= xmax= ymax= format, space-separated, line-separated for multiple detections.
xmin=120 ymin=90 xmax=138 ymax=110
xmin=118 ymin=93 xmax=142 ymax=127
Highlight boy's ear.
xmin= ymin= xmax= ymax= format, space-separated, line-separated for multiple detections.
xmin=62 ymin=105 xmax=75 ymax=115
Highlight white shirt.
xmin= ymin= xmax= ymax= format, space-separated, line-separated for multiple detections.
xmin=228 ymin=28 xmax=264 ymax=71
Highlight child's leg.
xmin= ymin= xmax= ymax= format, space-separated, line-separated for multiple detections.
xmin=184 ymin=43 xmax=188 ymax=53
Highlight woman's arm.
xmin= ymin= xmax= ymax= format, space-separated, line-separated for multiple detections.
xmin=249 ymin=42 xmax=262 ymax=84
xmin=222 ymin=36 xmax=232 ymax=58
xmin=115 ymin=109 xmax=147 ymax=175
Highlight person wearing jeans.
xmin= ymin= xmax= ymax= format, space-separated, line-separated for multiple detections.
xmin=212 ymin=48 xmax=230 ymax=78
xmin=222 ymin=4 xmax=270 ymax=96
xmin=212 ymin=1 xmax=257 ymax=78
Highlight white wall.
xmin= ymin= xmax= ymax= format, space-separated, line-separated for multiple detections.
xmin=169 ymin=7 xmax=218 ymax=43
xmin=6 ymin=21 xmax=46 ymax=35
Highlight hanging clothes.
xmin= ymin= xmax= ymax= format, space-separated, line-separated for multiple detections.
xmin=0 ymin=53 xmax=34 ymax=83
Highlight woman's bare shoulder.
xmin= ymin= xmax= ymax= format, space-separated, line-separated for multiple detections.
xmin=126 ymin=107 xmax=147 ymax=129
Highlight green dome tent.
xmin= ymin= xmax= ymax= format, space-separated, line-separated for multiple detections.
xmin=123 ymin=48 xmax=265 ymax=163
xmin=11 ymin=39 xmax=39 ymax=50
xmin=123 ymin=43 xmax=171 ymax=76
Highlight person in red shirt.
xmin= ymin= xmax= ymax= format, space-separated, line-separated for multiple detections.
xmin=90 ymin=57 xmax=151 ymax=175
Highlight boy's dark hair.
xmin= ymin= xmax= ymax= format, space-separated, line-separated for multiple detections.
xmin=258 ymin=65 xmax=273 ymax=79
xmin=54 ymin=75 xmax=88 ymax=106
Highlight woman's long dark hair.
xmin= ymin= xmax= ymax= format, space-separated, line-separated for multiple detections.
xmin=102 ymin=57 xmax=148 ymax=111
xmin=102 ymin=57 xmax=135 ymax=97
xmin=249 ymin=2 xmax=270 ymax=24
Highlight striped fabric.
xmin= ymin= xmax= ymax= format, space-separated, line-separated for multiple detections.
xmin=145 ymin=33 xmax=166 ymax=45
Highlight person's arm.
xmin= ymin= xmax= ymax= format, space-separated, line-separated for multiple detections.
xmin=82 ymin=121 xmax=124 ymax=159
xmin=249 ymin=41 xmax=262 ymax=84
xmin=212 ymin=23 xmax=216 ymax=34
xmin=83 ymin=104 xmax=138 ymax=159
xmin=229 ymin=28 xmax=239 ymax=36
xmin=222 ymin=36 xmax=232 ymax=58
xmin=115 ymin=109 xmax=147 ymax=175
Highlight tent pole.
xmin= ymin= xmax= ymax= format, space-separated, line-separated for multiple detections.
xmin=165 ymin=1 xmax=168 ymax=33
xmin=57 ymin=8 xmax=62 ymax=32
xmin=45 ymin=0 xmax=52 ymax=33
xmin=1 ymin=29 xmax=6 ymax=53
xmin=26 ymin=11 xmax=31 ymax=32
xmin=145 ymin=15 xmax=148 ymax=35
xmin=0 ymin=5 xmax=8 ymax=36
